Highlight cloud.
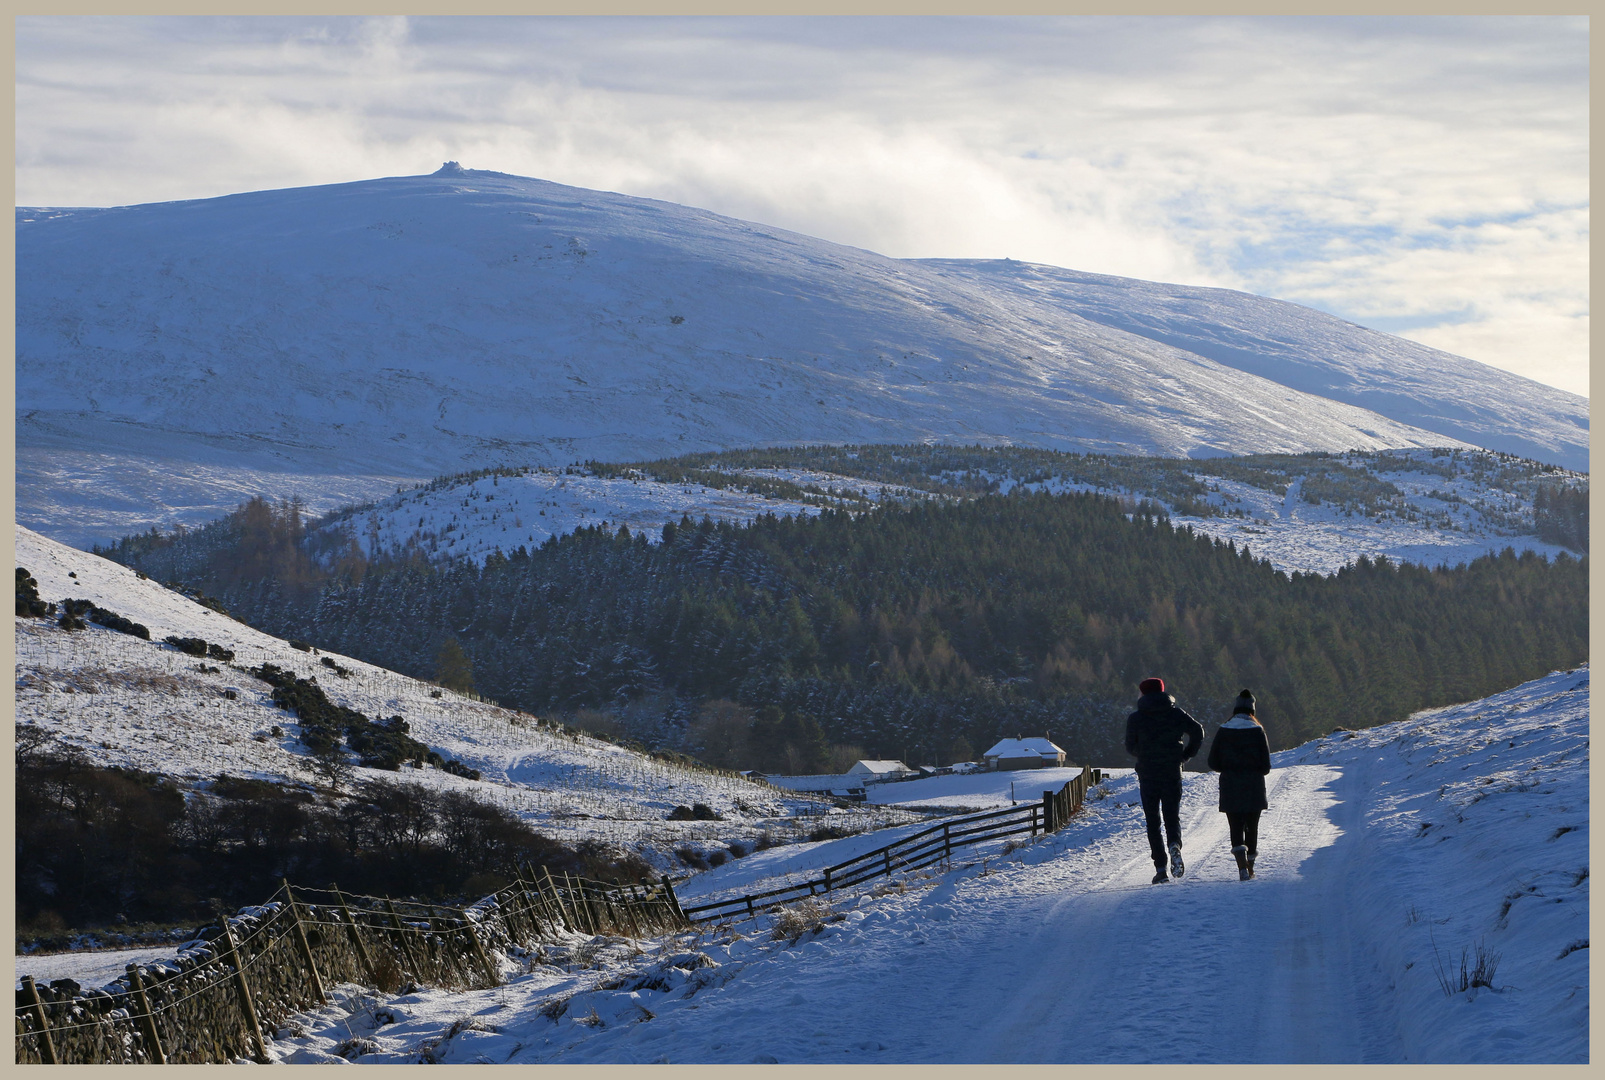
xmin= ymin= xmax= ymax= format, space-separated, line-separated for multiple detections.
xmin=15 ymin=15 xmax=1589 ymax=396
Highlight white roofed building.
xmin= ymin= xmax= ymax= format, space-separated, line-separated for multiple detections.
xmin=845 ymin=760 xmax=916 ymax=781
xmin=983 ymin=737 xmax=1066 ymax=771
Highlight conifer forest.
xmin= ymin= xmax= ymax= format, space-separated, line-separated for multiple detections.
xmin=101 ymin=472 xmax=1587 ymax=773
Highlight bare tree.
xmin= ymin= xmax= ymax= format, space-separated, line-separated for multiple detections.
xmin=15 ymin=723 xmax=54 ymax=767
xmin=304 ymin=743 xmax=354 ymax=790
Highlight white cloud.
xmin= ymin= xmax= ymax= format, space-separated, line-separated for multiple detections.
xmin=14 ymin=15 xmax=1589 ymax=396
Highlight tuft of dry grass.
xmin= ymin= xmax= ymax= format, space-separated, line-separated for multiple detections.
xmin=1429 ymin=931 xmax=1501 ymax=996
xmin=334 ymin=1037 xmax=378 ymax=1059
xmin=770 ymin=897 xmax=844 ymax=944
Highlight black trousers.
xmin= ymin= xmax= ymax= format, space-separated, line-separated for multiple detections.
xmin=1226 ymin=811 xmax=1261 ymax=860
xmin=1137 ymin=771 xmax=1183 ymax=864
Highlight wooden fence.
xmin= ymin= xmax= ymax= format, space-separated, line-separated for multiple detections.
xmin=682 ymin=766 xmax=1100 ymax=923
xmin=14 ymin=866 xmax=687 ymax=1064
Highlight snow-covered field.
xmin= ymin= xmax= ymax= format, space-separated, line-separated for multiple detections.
xmin=14 ymin=525 xmax=920 ymax=864
xmin=24 ymin=665 xmax=1582 ymax=1063
xmin=17 ymin=167 xmax=1586 ymax=547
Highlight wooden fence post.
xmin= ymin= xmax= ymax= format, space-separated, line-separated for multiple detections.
xmin=282 ymin=880 xmax=327 ymax=1004
xmin=384 ymin=899 xmax=427 ymax=980
xmin=621 ymin=889 xmax=640 ymax=937
xmin=943 ymin=822 xmax=952 ymax=861
xmin=563 ymin=871 xmax=585 ymax=933
xmin=462 ymin=910 xmax=500 ymax=987
xmin=823 ymin=866 xmax=833 ymax=893
xmin=745 ymin=894 xmax=756 ymax=920
xmin=571 ymin=876 xmax=587 ymax=934
xmin=219 ymin=920 xmax=269 ymax=1064
xmin=883 ymin=848 xmax=892 ymax=878
xmin=542 ymin=866 xmax=574 ymax=932
xmin=568 ymin=873 xmax=596 ymax=935
xmin=125 ymin=963 xmax=167 ymax=1065
xmin=331 ymin=884 xmax=379 ymax=986
xmin=661 ymin=876 xmax=687 ymax=925
xmin=1042 ymin=791 xmax=1055 ymax=832
xmin=531 ymin=868 xmax=563 ymax=933
xmin=20 ymin=975 xmax=57 ymax=1065
xmin=521 ymin=868 xmax=548 ymax=938
xmin=511 ymin=869 xmax=537 ymax=939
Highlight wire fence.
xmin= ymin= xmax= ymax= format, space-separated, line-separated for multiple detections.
xmin=13 ymin=867 xmax=688 ymax=1064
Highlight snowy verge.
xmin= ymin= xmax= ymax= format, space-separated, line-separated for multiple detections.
xmin=1289 ymin=665 xmax=1589 ymax=1062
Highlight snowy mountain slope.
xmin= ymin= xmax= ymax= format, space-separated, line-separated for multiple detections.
xmin=306 ymin=447 xmax=1577 ymax=579
xmin=17 ymin=165 xmax=1584 ymax=547
xmin=13 ymin=525 xmax=919 ymax=863
xmin=923 ymin=258 xmax=1589 ymax=470
xmin=33 ymin=664 xmax=1576 ymax=1063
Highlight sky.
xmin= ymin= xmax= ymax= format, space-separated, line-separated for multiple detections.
xmin=15 ymin=16 xmax=1590 ymax=398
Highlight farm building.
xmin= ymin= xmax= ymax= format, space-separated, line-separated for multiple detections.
xmin=762 ymin=760 xmax=915 ymax=796
xmin=983 ymin=737 xmax=1066 ymax=770
xmin=845 ymin=760 xmax=917 ymax=782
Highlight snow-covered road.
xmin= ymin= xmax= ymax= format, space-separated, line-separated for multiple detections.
xmin=545 ymin=763 xmax=1396 ymax=1064
xmin=946 ymin=765 xmax=1383 ymax=1063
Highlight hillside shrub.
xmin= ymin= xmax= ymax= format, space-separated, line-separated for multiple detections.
xmin=164 ymin=635 xmax=210 ymax=657
xmin=80 ymin=603 xmax=150 ymax=640
xmin=673 ymin=846 xmax=709 ymax=870
xmin=248 ymin=661 xmax=477 ymax=775
xmin=58 ymin=598 xmax=91 ymax=631
xmin=15 ymin=567 xmax=54 ymax=617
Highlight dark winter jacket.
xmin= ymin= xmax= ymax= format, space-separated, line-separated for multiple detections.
xmin=1206 ymin=713 xmax=1271 ymax=813
xmin=1124 ymin=692 xmax=1204 ymax=778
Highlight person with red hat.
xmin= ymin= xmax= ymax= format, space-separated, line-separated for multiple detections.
xmin=1125 ymin=676 xmax=1204 ymax=883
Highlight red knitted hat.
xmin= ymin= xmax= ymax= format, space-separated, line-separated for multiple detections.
xmin=1139 ymin=677 xmax=1165 ymax=694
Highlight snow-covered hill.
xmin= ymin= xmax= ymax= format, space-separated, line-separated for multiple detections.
xmin=18 ymin=165 xmax=1586 ymax=549
xmin=306 ymin=447 xmax=1579 ymax=578
xmin=13 ymin=525 xmax=919 ymax=866
xmin=22 ymin=664 xmax=1585 ymax=1063
xmin=308 ymin=465 xmax=923 ymax=568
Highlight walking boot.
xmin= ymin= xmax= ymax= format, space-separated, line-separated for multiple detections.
xmin=1232 ymin=844 xmax=1250 ymax=881
xmin=1246 ymin=854 xmax=1256 ymax=880
xmin=1168 ymin=841 xmax=1185 ymax=879
xmin=1151 ymin=860 xmax=1170 ymax=884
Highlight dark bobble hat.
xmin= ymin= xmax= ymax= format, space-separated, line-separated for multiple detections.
xmin=1234 ymin=688 xmax=1256 ymax=714
xmin=1139 ymin=677 xmax=1165 ymax=695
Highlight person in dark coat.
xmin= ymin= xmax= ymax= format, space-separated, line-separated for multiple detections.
xmin=1125 ymin=676 xmax=1204 ymax=884
xmin=1206 ymin=688 xmax=1272 ymax=881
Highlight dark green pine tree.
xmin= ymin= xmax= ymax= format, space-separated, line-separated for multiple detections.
xmin=435 ymin=636 xmax=476 ymax=695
